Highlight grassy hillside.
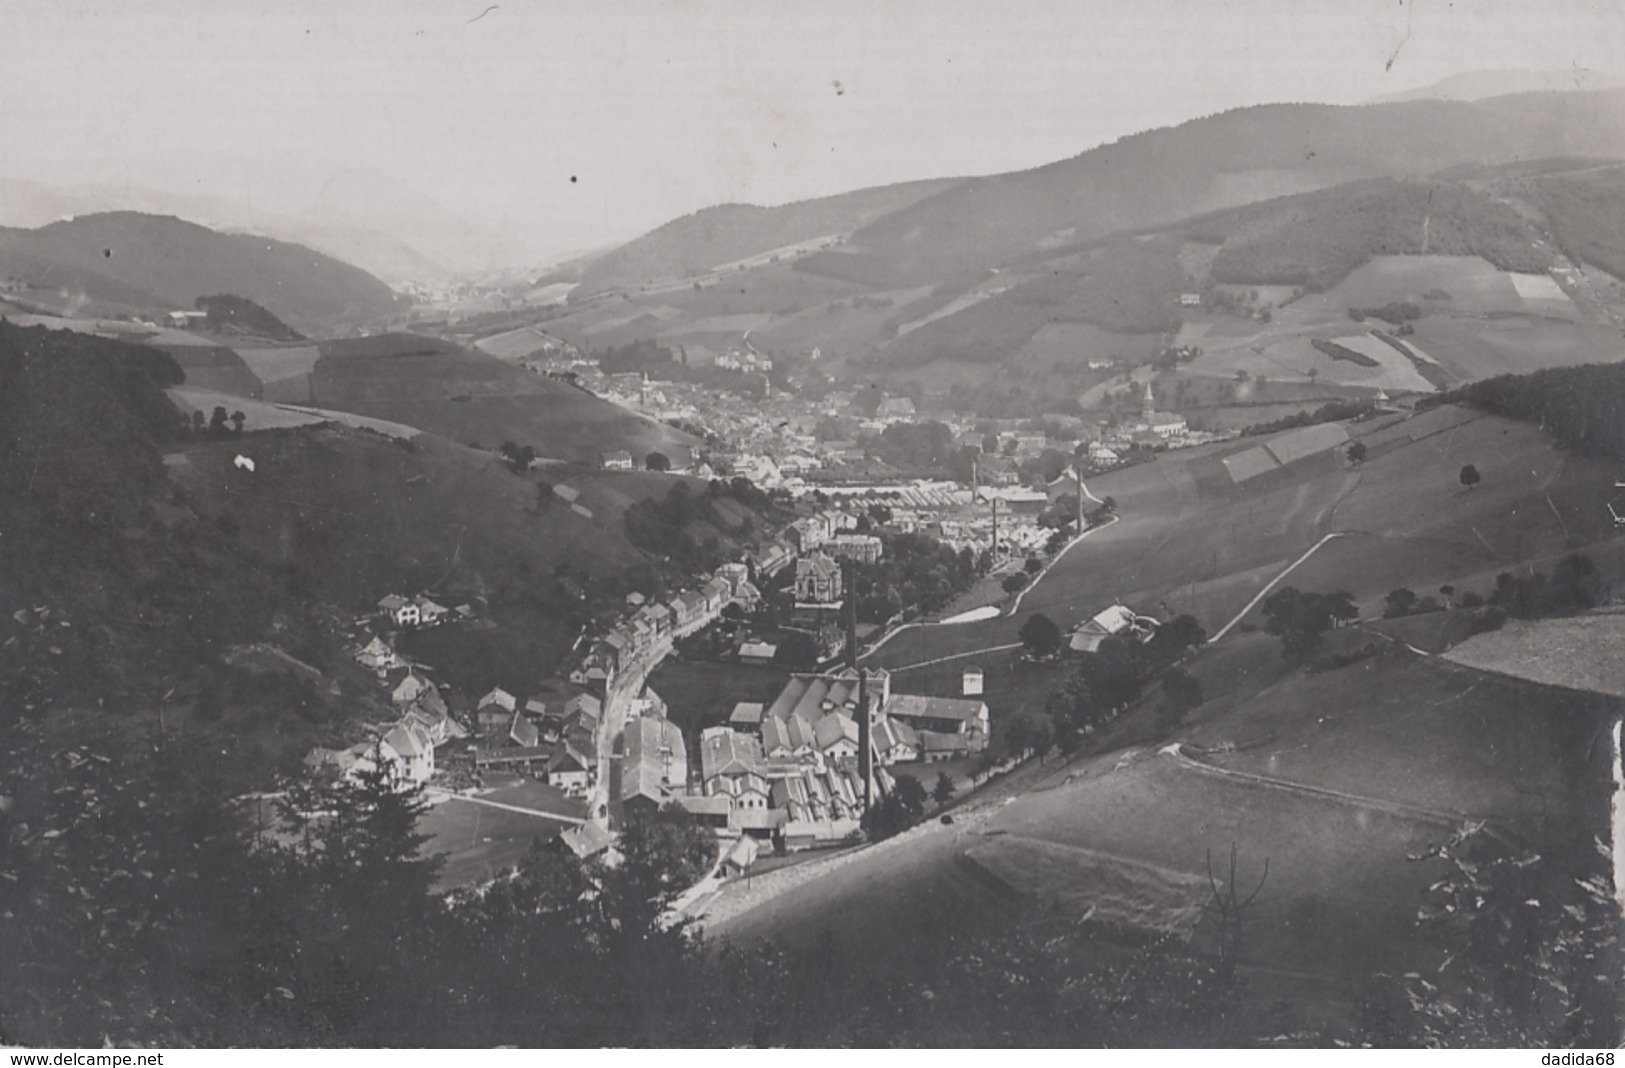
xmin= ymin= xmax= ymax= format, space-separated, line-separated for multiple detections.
xmin=0 ymin=320 xmax=771 ymax=775
xmin=572 ymin=178 xmax=963 ymax=297
xmin=306 ymin=334 xmax=703 ymax=463
xmin=715 ymin=401 xmax=1623 ymax=1036
xmin=872 ymin=236 xmax=1184 ymax=369
xmin=0 ymin=212 xmax=401 ymax=334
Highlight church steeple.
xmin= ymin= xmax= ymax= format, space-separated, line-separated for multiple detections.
xmin=1141 ymin=380 xmax=1155 ymax=423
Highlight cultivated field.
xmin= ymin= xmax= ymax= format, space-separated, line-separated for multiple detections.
xmin=166 ymin=388 xmax=328 ymax=430
xmin=1174 ymin=254 xmax=1625 ymax=391
xmin=159 ymin=344 xmax=266 ymax=398
xmin=234 ymin=345 xmax=322 ymax=384
xmin=306 ymin=342 xmax=702 ymax=463
xmin=1442 ymin=611 xmax=1625 ymax=697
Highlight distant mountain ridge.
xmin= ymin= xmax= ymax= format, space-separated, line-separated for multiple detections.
xmin=0 ymin=212 xmax=401 ymax=333
xmin=1366 ymin=68 xmax=1625 ymax=104
xmin=0 ymin=175 xmax=477 ymax=284
xmin=570 ymin=177 xmax=965 ymax=298
xmin=791 ymin=90 xmax=1625 ymax=289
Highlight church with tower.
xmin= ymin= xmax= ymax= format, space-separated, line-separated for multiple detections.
xmin=1132 ymin=381 xmax=1188 ymax=438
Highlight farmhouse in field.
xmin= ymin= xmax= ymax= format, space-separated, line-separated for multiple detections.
xmin=1069 ymin=603 xmax=1159 ymax=653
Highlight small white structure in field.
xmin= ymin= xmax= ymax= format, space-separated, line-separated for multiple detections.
xmin=962 ymin=666 xmax=985 ymax=697
xmin=233 ymin=454 xmax=256 ymax=472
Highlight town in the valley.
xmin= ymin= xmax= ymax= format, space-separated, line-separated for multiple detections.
xmin=8 ymin=5 xmax=1625 ymax=1047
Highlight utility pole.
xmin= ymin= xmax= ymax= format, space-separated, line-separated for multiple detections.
xmin=845 ymin=558 xmax=873 ymax=811
xmin=991 ymin=494 xmax=1000 ymax=563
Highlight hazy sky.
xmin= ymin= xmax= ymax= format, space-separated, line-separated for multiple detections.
xmin=4 ymin=0 xmax=1625 ymax=264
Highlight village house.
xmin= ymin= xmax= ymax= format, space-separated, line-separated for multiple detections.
xmin=700 ymin=576 xmax=732 ymax=614
xmin=380 ymin=720 xmax=435 ymax=785
xmin=354 ymin=636 xmax=406 ymax=675
xmin=621 ymin=715 xmax=689 ymax=819
xmin=601 ymin=449 xmax=635 ymax=471
xmin=546 ymin=741 xmax=594 ymax=796
xmin=825 ymin=533 xmax=883 ymax=565
xmin=748 ymin=539 xmax=795 ymax=578
xmin=377 ymin=594 xmax=420 ymax=628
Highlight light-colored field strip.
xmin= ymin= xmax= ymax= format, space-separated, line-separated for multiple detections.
xmin=1207 ymin=531 xmax=1348 ymax=643
xmin=425 ymin=788 xmax=586 ymax=825
xmin=1161 ymin=743 xmax=1480 ymax=828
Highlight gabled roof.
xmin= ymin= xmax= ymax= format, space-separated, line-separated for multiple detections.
xmin=795 ymin=552 xmax=840 ymax=581
xmin=565 ymin=723 xmax=598 ymax=763
xmin=919 ymin=729 xmax=969 ymax=753
xmin=1077 ymin=603 xmax=1138 ymax=637
xmin=724 ymin=835 xmax=760 ymax=868
xmin=547 ymin=741 xmax=590 ymax=774
xmin=814 ymin=711 xmax=860 ymax=752
xmin=699 ymin=728 xmax=764 ymax=781
xmin=621 ymin=716 xmax=688 ymax=805
xmin=559 ymin=822 xmax=614 ymax=858
xmin=565 ymin=693 xmax=602 ymax=723
xmin=509 ymin=710 xmax=540 ymax=749
xmin=383 ymin=721 xmax=431 ymax=761
xmin=738 ymin=641 xmax=778 ymax=660
xmin=764 ymin=677 xmax=813 ymax=722
xmin=882 ymin=693 xmax=987 ymax=726
xmin=677 ymin=794 xmax=734 ymax=817
xmin=875 ymin=716 xmax=918 ymax=751
xmin=479 ymin=687 xmax=518 ymax=712
xmin=729 ymin=701 xmax=765 ymax=726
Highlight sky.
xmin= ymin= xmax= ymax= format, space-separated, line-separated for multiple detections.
xmin=3 ymin=0 xmax=1625 ymax=268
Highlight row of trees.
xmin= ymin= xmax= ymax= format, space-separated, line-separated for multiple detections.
xmin=1043 ymin=616 xmax=1208 ymax=753
xmin=1445 ymin=363 xmax=1625 ymax=462
xmin=849 ymin=532 xmax=986 ymax=625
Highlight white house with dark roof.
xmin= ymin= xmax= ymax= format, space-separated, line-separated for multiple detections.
xmin=380 ymin=721 xmax=435 ymax=785
xmin=547 ymin=741 xmax=594 ymax=795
